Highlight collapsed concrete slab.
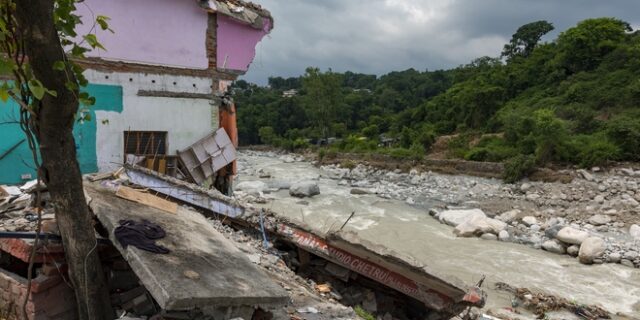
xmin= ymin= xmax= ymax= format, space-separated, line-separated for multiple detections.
xmin=121 ymin=167 xmax=487 ymax=317
xmin=85 ymin=183 xmax=288 ymax=311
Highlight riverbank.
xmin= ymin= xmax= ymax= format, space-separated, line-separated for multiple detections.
xmin=234 ymin=149 xmax=640 ymax=318
xmin=316 ymin=154 xmax=640 ymax=269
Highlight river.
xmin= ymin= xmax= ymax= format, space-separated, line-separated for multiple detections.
xmin=236 ymin=151 xmax=640 ymax=317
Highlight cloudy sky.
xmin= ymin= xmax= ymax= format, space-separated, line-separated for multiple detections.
xmin=241 ymin=0 xmax=640 ymax=84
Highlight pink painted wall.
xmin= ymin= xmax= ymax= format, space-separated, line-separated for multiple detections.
xmin=75 ymin=0 xmax=209 ymax=69
xmin=216 ymin=14 xmax=271 ymax=72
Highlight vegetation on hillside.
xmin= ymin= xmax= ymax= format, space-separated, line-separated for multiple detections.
xmin=233 ymin=18 xmax=640 ymax=180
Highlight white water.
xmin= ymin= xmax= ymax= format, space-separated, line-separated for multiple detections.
xmin=237 ymin=152 xmax=640 ymax=316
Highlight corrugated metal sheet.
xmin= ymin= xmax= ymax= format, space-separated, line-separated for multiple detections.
xmin=178 ymin=128 xmax=236 ymax=184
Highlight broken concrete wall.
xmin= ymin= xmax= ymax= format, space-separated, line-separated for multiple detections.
xmin=74 ymin=0 xmax=210 ymax=69
xmin=0 ymin=238 xmax=76 ymax=320
xmin=216 ymin=14 xmax=272 ymax=72
xmin=0 ymin=267 xmax=77 ymax=320
xmin=0 ymin=84 xmax=123 ymax=184
xmin=83 ymin=70 xmax=217 ymax=173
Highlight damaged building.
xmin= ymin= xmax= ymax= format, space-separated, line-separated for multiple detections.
xmin=0 ymin=0 xmax=272 ymax=194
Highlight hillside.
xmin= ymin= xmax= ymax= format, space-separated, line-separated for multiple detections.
xmin=233 ymin=18 xmax=640 ymax=181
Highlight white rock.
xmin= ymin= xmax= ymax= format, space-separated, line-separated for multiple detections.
xmin=496 ymin=209 xmax=520 ymax=223
xmin=520 ymin=183 xmax=532 ymax=192
xmin=620 ymin=168 xmax=635 ymax=176
xmin=608 ymin=252 xmax=622 ymax=263
xmin=235 ymin=181 xmax=268 ymax=193
xmin=438 ymin=209 xmax=486 ymax=227
xmin=556 ymin=227 xmax=590 ymax=245
xmin=578 ymin=169 xmax=594 ymax=181
xmin=578 ymin=237 xmax=605 ymax=264
xmin=289 ymin=181 xmax=320 ymax=198
xmin=588 ymin=214 xmax=611 ymax=226
xmin=454 ymin=216 xmax=506 ymax=237
xmin=498 ymin=230 xmax=510 ymax=241
xmin=594 ymin=195 xmax=605 ymax=204
xmin=630 ymin=224 xmax=640 ymax=240
xmin=480 ymin=233 xmax=498 ymax=241
xmin=542 ymin=240 xmax=566 ymax=254
xmin=522 ymin=216 xmax=537 ymax=227
xmin=526 ymin=193 xmax=541 ymax=201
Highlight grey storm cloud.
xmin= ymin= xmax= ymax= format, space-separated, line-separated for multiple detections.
xmin=242 ymin=0 xmax=640 ymax=84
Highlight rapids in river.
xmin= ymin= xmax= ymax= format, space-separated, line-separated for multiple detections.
xmin=236 ymin=151 xmax=640 ymax=317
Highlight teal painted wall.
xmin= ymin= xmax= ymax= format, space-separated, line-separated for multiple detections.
xmin=0 ymin=84 xmax=123 ymax=185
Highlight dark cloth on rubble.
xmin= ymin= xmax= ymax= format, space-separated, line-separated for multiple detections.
xmin=114 ymin=219 xmax=170 ymax=254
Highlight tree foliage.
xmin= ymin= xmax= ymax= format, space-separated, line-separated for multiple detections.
xmin=502 ymin=20 xmax=554 ymax=60
xmin=234 ymin=17 xmax=640 ymax=171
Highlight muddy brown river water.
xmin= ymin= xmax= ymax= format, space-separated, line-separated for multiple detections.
xmin=237 ymin=152 xmax=640 ymax=317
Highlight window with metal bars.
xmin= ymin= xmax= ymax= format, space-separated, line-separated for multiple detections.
xmin=123 ymin=131 xmax=167 ymax=156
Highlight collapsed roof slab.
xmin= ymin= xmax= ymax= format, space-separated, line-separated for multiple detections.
xmin=85 ymin=183 xmax=288 ymax=311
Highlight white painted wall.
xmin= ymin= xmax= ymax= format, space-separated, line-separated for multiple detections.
xmin=84 ymin=70 xmax=219 ymax=172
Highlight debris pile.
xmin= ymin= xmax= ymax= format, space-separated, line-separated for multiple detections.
xmin=0 ymin=180 xmax=53 ymax=233
xmin=494 ymin=282 xmax=611 ymax=320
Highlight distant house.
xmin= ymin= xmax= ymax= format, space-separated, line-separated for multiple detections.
xmin=0 ymin=0 xmax=273 ymax=186
xmin=282 ymin=89 xmax=299 ymax=98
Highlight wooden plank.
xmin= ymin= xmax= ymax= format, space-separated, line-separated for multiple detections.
xmin=146 ymin=158 xmax=155 ymax=171
xmin=158 ymin=159 xmax=167 ymax=175
xmin=87 ymin=171 xmax=117 ymax=182
xmin=115 ymin=186 xmax=177 ymax=214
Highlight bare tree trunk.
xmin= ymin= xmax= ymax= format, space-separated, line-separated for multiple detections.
xmin=15 ymin=1 xmax=113 ymax=319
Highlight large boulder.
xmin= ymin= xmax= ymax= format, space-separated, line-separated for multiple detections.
xmin=289 ymin=181 xmax=320 ymax=198
xmin=578 ymin=237 xmax=605 ymax=264
xmin=556 ymin=227 xmax=590 ymax=245
xmin=522 ymin=216 xmax=537 ymax=227
xmin=453 ymin=216 xmax=506 ymax=237
xmin=438 ymin=209 xmax=486 ymax=227
xmin=235 ymin=181 xmax=268 ymax=193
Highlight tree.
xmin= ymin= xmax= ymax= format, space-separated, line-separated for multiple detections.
xmin=1 ymin=0 xmax=113 ymax=319
xmin=301 ymin=67 xmax=345 ymax=140
xmin=556 ymin=18 xmax=632 ymax=73
xmin=502 ymin=20 xmax=554 ymax=60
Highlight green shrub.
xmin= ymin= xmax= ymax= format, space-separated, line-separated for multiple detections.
xmin=567 ymin=134 xmax=620 ymax=167
xmin=606 ymin=115 xmax=640 ymax=161
xmin=465 ymin=137 xmax=519 ymax=162
xmin=340 ymin=160 xmax=356 ymax=169
xmin=258 ymin=126 xmax=277 ymax=145
xmin=354 ymin=306 xmax=375 ymax=320
xmin=503 ymin=154 xmax=536 ymax=183
xmin=318 ymin=149 xmax=326 ymax=161
xmin=292 ymin=138 xmax=310 ymax=150
xmin=361 ymin=124 xmax=380 ymax=139
xmin=447 ymin=134 xmax=472 ymax=158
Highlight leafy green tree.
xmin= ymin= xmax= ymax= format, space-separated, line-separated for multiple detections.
xmin=258 ymin=126 xmax=277 ymax=145
xmin=0 ymin=0 xmax=113 ymax=318
xmin=502 ymin=20 xmax=554 ymax=60
xmin=556 ymin=18 xmax=632 ymax=73
xmin=301 ymin=67 xmax=345 ymax=139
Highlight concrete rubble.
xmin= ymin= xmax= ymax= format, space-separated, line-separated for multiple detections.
xmin=119 ymin=165 xmax=488 ymax=319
